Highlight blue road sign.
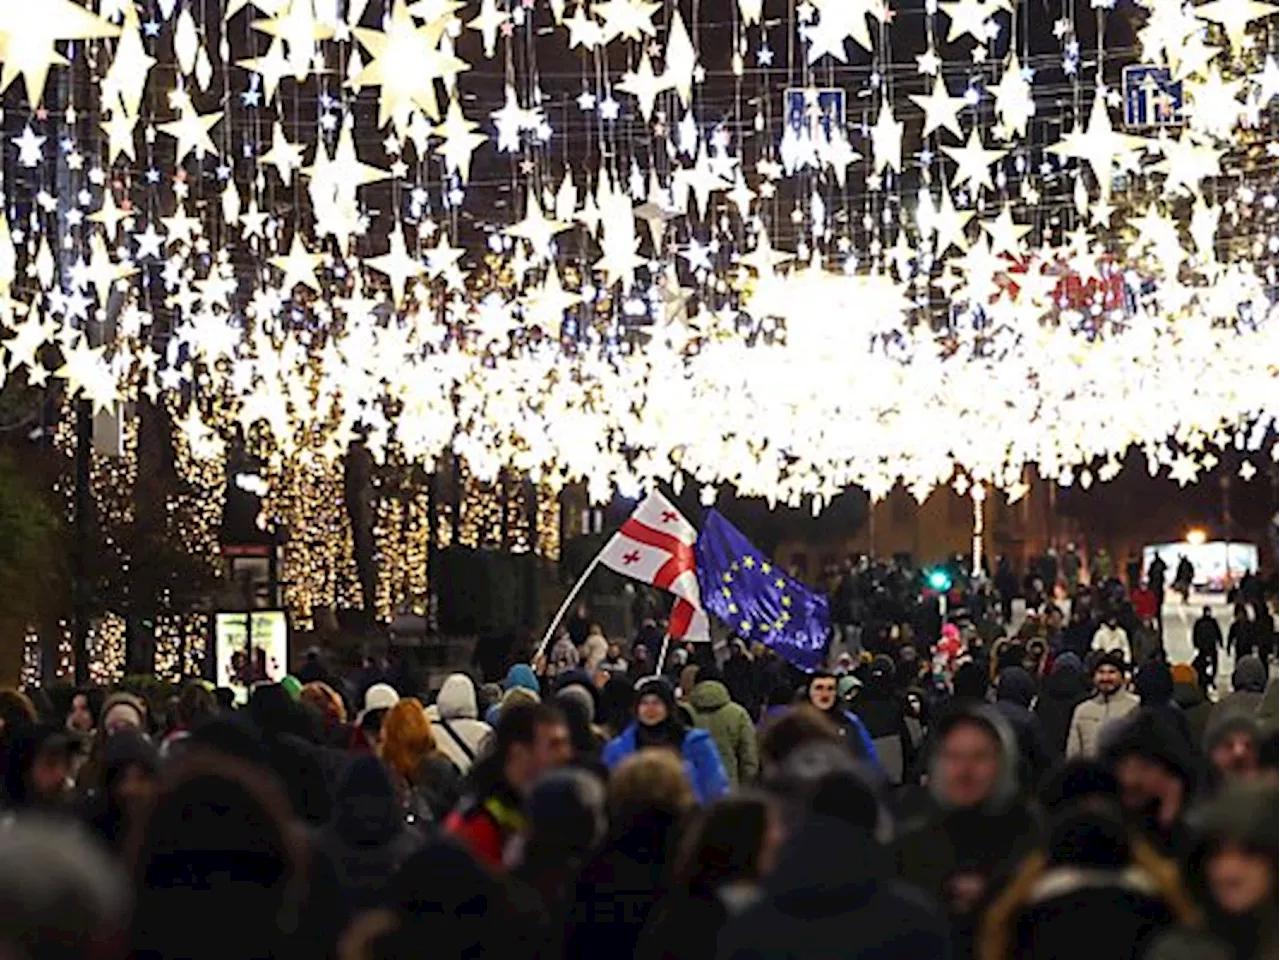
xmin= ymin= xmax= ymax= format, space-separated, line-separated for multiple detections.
xmin=784 ymin=87 xmax=846 ymax=141
xmin=1123 ymin=66 xmax=1183 ymax=128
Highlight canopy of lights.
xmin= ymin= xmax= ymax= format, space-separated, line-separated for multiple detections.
xmin=0 ymin=0 xmax=1276 ymax=526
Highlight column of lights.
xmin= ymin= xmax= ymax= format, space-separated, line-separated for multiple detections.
xmin=371 ymin=490 xmax=432 ymax=622
xmin=262 ymin=447 xmax=362 ymax=631
xmin=154 ymin=612 xmax=211 ymax=681
xmin=163 ymin=391 xmax=227 ymax=571
xmin=86 ymin=613 xmax=126 ymax=686
xmin=536 ymin=482 xmax=561 ymax=561
xmin=20 ymin=628 xmax=41 ymax=688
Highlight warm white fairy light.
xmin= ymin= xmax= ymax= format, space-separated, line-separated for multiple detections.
xmin=0 ymin=0 xmax=1269 ymax=651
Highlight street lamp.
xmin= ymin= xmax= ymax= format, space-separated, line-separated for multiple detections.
xmin=1185 ymin=528 xmax=1207 ymax=546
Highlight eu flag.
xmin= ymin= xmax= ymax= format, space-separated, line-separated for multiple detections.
xmin=693 ymin=510 xmax=831 ymax=673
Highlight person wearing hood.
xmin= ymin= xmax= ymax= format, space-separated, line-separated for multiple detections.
xmin=718 ymin=770 xmax=950 ymax=960
xmin=1212 ymin=656 xmax=1268 ymax=723
xmin=1135 ymin=660 xmax=1193 ymax=747
xmin=686 ymin=665 xmax=759 ymax=788
xmin=722 ymin=640 xmax=762 ymax=721
xmin=1 ymin=724 xmax=74 ymax=812
xmin=1067 ymin=651 xmax=1139 ymax=759
xmin=977 ymin=803 xmax=1197 ymax=960
xmin=1035 ymin=653 xmax=1091 ymax=758
xmin=317 ymin=755 xmax=424 ymax=912
xmin=502 ymin=663 xmax=541 ymax=698
xmin=426 ymin=673 xmax=492 ymax=775
xmin=852 ymin=655 xmax=915 ymax=786
xmin=1102 ymin=709 xmax=1198 ymax=860
xmin=894 ymin=707 xmax=1040 ymax=960
xmin=603 ymin=678 xmax=730 ymax=803
xmin=1147 ymin=783 xmax=1278 ymax=960
xmin=79 ymin=729 xmax=159 ymax=852
xmin=992 ymin=666 xmax=1052 ymax=790
xmin=1204 ymin=714 xmax=1263 ymax=786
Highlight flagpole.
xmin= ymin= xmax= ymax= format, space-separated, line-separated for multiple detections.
xmin=533 ymin=553 xmax=603 ymax=662
xmin=652 ymin=633 xmax=672 ymax=680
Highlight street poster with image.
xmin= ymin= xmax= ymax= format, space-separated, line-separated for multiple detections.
xmin=215 ymin=611 xmax=288 ymax=703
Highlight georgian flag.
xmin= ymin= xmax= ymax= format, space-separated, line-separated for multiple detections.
xmin=598 ymin=491 xmax=710 ymax=641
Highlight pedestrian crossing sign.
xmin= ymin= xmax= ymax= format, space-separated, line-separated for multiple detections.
xmin=1122 ymin=66 xmax=1184 ymax=128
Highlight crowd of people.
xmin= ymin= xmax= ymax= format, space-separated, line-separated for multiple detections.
xmin=0 ymin=552 xmax=1277 ymax=960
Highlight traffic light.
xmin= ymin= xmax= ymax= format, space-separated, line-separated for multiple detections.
xmin=927 ymin=567 xmax=952 ymax=592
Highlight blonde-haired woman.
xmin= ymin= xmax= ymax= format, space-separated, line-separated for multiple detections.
xmin=564 ymin=750 xmax=696 ymax=959
xmin=978 ymin=802 xmax=1199 ymax=960
xmin=379 ymin=698 xmax=461 ymax=823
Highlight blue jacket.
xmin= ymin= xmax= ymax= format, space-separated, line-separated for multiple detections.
xmin=602 ymin=725 xmax=730 ymax=804
xmin=837 ymin=709 xmax=882 ymax=770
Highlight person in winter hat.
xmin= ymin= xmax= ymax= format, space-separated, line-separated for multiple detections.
xmin=1170 ymin=662 xmax=1215 ymax=748
xmin=100 ymin=692 xmax=148 ymax=735
xmin=686 ymin=664 xmax=759 ymax=788
xmin=1134 ymin=660 xmax=1193 ymax=746
xmin=1212 ymin=656 xmax=1268 ymax=723
xmin=1067 ymin=650 xmax=1139 ymax=759
xmin=502 ymin=663 xmax=541 ymax=696
xmin=1038 ymin=758 xmax=1121 ymax=813
xmin=602 ymin=678 xmax=729 ymax=804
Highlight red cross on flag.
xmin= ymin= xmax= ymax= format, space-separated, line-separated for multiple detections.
xmin=597 ymin=491 xmax=709 ymax=641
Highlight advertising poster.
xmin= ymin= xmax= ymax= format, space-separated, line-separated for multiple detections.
xmin=215 ymin=611 xmax=288 ymax=703
xmin=1142 ymin=542 xmax=1258 ymax=592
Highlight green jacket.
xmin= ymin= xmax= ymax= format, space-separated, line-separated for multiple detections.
xmin=687 ymin=680 xmax=759 ymax=786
